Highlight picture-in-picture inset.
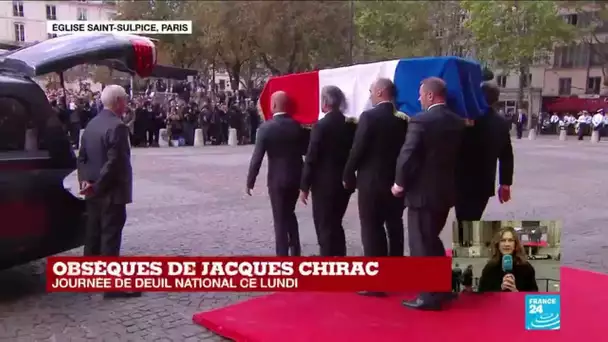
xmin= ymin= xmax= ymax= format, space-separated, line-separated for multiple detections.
xmin=451 ymin=220 xmax=561 ymax=293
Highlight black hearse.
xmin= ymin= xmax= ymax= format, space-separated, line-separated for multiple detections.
xmin=0 ymin=34 xmax=196 ymax=270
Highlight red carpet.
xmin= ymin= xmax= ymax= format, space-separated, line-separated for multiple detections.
xmin=193 ymin=267 xmax=606 ymax=342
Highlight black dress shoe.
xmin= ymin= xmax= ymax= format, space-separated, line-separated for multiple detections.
xmin=357 ymin=291 xmax=387 ymax=297
xmin=402 ymin=298 xmax=441 ymax=311
xmin=103 ymin=291 xmax=143 ymax=299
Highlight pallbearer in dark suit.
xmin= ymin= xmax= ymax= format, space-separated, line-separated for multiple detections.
xmin=455 ymin=81 xmax=513 ymax=246
xmin=77 ymin=85 xmax=140 ymax=299
xmin=300 ymin=86 xmax=356 ymax=256
xmin=344 ymin=78 xmax=407 ymax=296
xmin=392 ymin=77 xmax=465 ymax=310
xmin=246 ymin=91 xmax=307 ymax=256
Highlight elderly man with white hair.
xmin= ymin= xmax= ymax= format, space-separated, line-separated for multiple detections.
xmin=77 ymin=84 xmax=141 ymax=299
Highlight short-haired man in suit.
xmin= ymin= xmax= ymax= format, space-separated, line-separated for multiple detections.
xmin=300 ymin=85 xmax=356 ymax=256
xmin=246 ymin=91 xmax=307 ymax=256
xmin=455 ymin=81 xmax=513 ymax=246
xmin=392 ymin=77 xmax=465 ymax=310
xmin=77 ymin=84 xmax=140 ymax=299
xmin=343 ymin=78 xmax=408 ymax=296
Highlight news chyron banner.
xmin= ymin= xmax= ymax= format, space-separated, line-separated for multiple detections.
xmin=47 ymin=257 xmax=451 ymax=292
xmin=47 ymin=21 xmax=193 ymax=35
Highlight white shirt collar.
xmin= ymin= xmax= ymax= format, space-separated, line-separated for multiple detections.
xmin=427 ymin=103 xmax=446 ymax=111
xmin=273 ymin=112 xmax=286 ymax=117
xmin=375 ymin=101 xmax=393 ymax=107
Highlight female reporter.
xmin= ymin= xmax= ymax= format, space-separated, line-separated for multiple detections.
xmin=477 ymin=227 xmax=538 ymax=292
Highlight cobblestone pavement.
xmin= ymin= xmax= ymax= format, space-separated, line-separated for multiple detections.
xmin=1 ymin=137 xmax=606 ymax=341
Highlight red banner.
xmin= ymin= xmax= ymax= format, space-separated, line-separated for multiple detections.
xmin=46 ymin=257 xmax=451 ymax=292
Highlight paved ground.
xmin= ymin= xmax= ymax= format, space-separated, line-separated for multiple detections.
xmin=1 ymin=136 xmax=607 ymax=341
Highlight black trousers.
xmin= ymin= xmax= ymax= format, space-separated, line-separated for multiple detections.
xmin=268 ymin=187 xmax=301 ymax=256
xmin=407 ymin=206 xmax=450 ymax=303
xmin=69 ymin=123 xmax=81 ymax=147
xmin=311 ymin=187 xmax=351 ymax=256
xmin=516 ymin=124 xmax=523 ymax=139
xmin=84 ymin=199 xmax=127 ymax=256
xmin=358 ymin=189 xmax=404 ymax=257
xmin=455 ymin=196 xmax=489 ymax=246
xmin=146 ymin=126 xmax=158 ymax=146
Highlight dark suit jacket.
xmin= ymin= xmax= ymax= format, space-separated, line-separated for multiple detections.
xmin=77 ymin=110 xmax=133 ymax=204
xmin=477 ymin=260 xmax=538 ymax=292
xmin=395 ymin=104 xmax=465 ymax=209
xmin=457 ymin=108 xmax=514 ymax=199
xmin=301 ymin=111 xmax=356 ymax=193
xmin=343 ymin=102 xmax=408 ymax=191
xmin=246 ymin=114 xmax=307 ymax=190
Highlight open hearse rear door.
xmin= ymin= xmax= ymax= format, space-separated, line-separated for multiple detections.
xmin=0 ymin=33 xmax=197 ymax=270
xmin=0 ymin=33 xmax=197 ymax=79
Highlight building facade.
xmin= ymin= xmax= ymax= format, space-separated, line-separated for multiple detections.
xmin=493 ymin=6 xmax=608 ymax=115
xmin=0 ymin=0 xmax=116 ymax=48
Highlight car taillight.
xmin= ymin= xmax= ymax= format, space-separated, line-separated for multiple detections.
xmin=129 ymin=38 xmax=156 ymax=77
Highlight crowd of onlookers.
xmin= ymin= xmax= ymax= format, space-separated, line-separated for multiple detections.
xmin=45 ymin=80 xmax=262 ymax=149
xmin=497 ymin=109 xmax=608 ymax=139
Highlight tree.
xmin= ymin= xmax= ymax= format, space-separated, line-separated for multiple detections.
xmin=115 ymin=1 xmax=215 ymax=70
xmin=462 ymin=1 xmax=576 ymax=112
xmin=563 ymin=1 xmax=608 ymax=87
xmin=354 ymin=1 xmax=475 ymax=62
xmin=355 ymin=1 xmax=431 ymax=61
xmin=201 ymin=2 xmax=258 ymax=91
xmin=251 ymin=1 xmax=351 ymax=75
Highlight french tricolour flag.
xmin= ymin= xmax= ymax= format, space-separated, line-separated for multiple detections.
xmin=259 ymin=56 xmax=489 ymax=125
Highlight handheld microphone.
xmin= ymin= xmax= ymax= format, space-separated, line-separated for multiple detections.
xmin=502 ymin=255 xmax=513 ymax=273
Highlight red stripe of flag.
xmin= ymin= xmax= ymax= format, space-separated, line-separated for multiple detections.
xmin=259 ymin=71 xmax=320 ymax=125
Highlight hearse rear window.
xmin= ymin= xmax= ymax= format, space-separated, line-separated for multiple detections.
xmin=0 ymin=97 xmax=28 ymax=151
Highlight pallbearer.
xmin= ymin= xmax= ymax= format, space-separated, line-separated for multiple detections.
xmin=300 ymin=86 xmax=356 ymax=256
xmin=246 ymin=91 xmax=308 ymax=256
xmin=343 ymin=78 xmax=408 ymax=296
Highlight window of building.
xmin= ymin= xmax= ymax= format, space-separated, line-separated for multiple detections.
xmin=14 ymin=23 xmax=25 ymax=42
xmin=453 ymin=45 xmax=465 ymax=57
xmin=553 ymin=44 xmax=589 ymax=68
xmin=587 ymin=77 xmax=602 ymax=94
xmin=435 ymin=28 xmax=444 ymax=39
xmin=46 ymin=5 xmax=56 ymax=20
xmin=496 ymin=75 xmax=507 ymax=88
xmin=590 ymin=43 xmax=608 ymax=66
xmin=47 ymin=33 xmax=57 ymax=39
xmin=558 ymin=78 xmax=572 ymax=96
xmin=564 ymin=14 xmax=578 ymax=26
xmin=521 ymin=73 xmax=532 ymax=88
xmin=218 ymin=80 xmax=226 ymax=90
xmin=0 ymin=97 xmax=29 ymax=152
xmin=12 ymin=1 xmax=24 ymax=17
xmin=77 ymin=8 xmax=87 ymax=21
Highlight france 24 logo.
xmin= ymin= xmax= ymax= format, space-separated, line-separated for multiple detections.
xmin=525 ymin=294 xmax=560 ymax=330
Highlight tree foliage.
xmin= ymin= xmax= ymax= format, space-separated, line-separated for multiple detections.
xmin=355 ymin=1 xmax=431 ymax=61
xmin=252 ymin=1 xmax=351 ymax=74
xmin=116 ymin=1 xmax=212 ymax=69
xmin=354 ymin=1 xmax=472 ymax=61
xmin=462 ymin=1 xmax=575 ymax=71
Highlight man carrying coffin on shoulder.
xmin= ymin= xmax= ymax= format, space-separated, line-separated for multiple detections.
xmin=343 ymin=78 xmax=408 ymax=297
xmin=246 ymin=91 xmax=308 ymax=257
xmin=455 ymin=81 xmax=513 ymax=247
xmin=392 ymin=77 xmax=465 ymax=310
xmin=300 ymin=86 xmax=357 ymax=257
